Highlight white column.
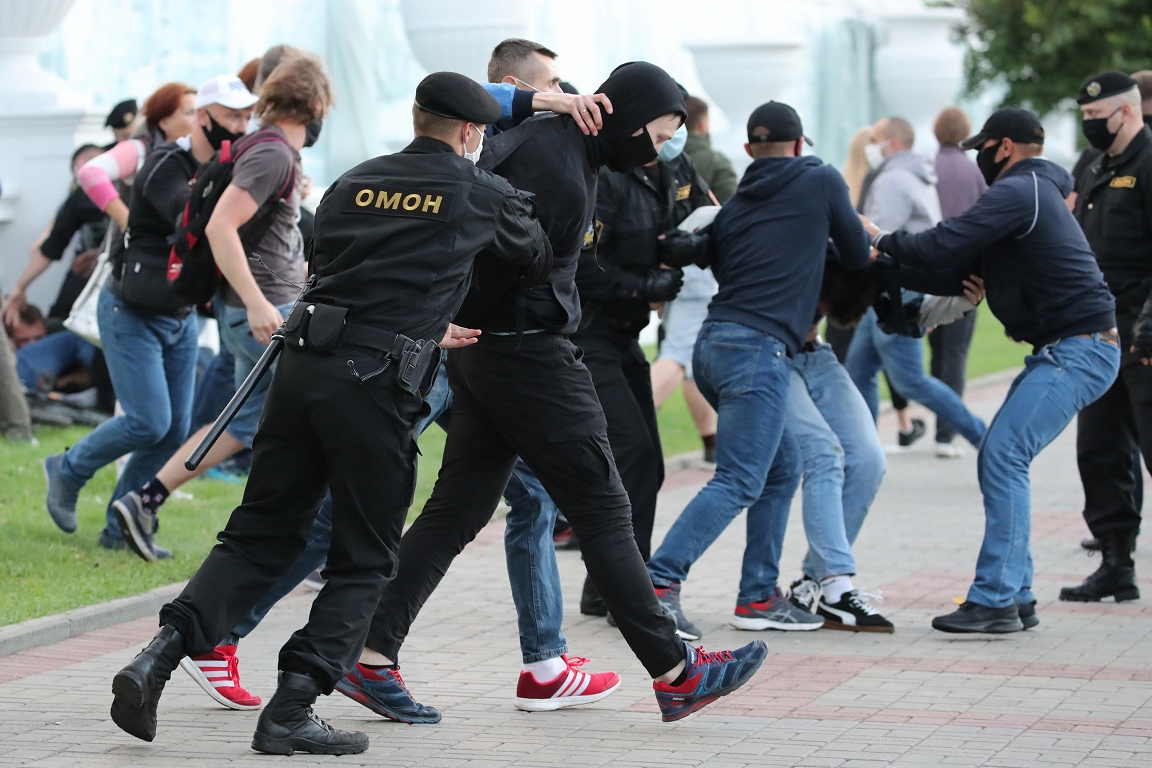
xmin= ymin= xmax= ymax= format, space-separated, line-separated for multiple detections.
xmin=399 ymin=0 xmax=532 ymax=82
xmin=0 ymin=0 xmax=84 ymax=308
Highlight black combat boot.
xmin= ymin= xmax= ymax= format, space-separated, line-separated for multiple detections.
xmin=110 ymin=624 xmax=186 ymax=741
xmin=252 ymin=671 xmax=369 ymax=756
xmin=579 ymin=574 xmax=607 ymax=616
xmin=1060 ymin=531 xmax=1140 ymax=602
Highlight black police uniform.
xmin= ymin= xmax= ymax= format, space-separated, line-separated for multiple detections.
xmin=572 ymin=154 xmax=712 ymax=561
xmin=364 ymin=63 xmax=691 ymax=680
xmin=157 ymin=140 xmax=549 ymax=691
xmin=1074 ymin=124 xmax=1152 ymax=540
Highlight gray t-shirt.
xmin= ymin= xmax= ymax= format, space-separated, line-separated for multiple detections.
xmin=222 ymin=126 xmax=305 ymax=307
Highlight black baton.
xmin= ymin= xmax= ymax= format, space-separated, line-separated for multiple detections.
xmin=185 ymin=334 xmax=283 ymax=471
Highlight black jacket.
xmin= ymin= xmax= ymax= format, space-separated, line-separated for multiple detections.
xmin=880 ymin=157 xmax=1115 ymax=349
xmin=305 ymin=137 xmax=551 ymax=344
xmin=576 ymin=154 xmax=712 ymax=336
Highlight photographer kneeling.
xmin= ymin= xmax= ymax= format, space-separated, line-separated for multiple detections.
xmin=866 ymin=108 xmax=1119 ymax=633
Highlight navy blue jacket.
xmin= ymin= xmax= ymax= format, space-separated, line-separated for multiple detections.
xmin=707 ymin=155 xmax=870 ymax=354
xmin=878 ymin=158 xmax=1115 ymax=349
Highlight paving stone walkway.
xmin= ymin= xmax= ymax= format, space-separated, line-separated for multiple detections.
xmin=2 ymin=374 xmax=1151 ymax=767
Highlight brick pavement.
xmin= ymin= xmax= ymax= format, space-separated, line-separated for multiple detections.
xmin=2 ymin=377 xmax=1151 ymax=766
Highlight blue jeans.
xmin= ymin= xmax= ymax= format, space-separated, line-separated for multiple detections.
xmin=229 ymin=356 xmax=569 ymax=663
xmin=59 ymin=289 xmax=199 ymax=537
xmin=969 ymin=335 xmax=1120 ymax=608
xmin=792 ymin=344 xmax=887 ymax=582
xmin=15 ymin=330 xmax=96 ymax=390
xmin=846 ymin=308 xmax=987 ymax=446
xmin=192 ymin=343 xmax=236 ymax=431
xmin=647 ymin=320 xmax=801 ymax=603
xmin=216 ymin=298 xmax=295 ymax=448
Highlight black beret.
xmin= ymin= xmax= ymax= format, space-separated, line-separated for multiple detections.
xmin=960 ymin=107 xmax=1045 ymax=149
xmin=105 ymin=99 xmax=138 ymax=129
xmin=414 ymin=72 xmax=501 ymax=125
xmin=1078 ymin=71 xmax=1138 ymax=105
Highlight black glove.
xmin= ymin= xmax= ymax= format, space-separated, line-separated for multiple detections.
xmin=637 ymin=267 xmax=684 ymax=302
xmin=1133 ymin=311 xmax=1152 ymax=358
xmin=657 ymin=228 xmax=713 ymax=268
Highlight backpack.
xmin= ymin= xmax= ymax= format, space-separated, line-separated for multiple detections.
xmin=166 ymin=129 xmax=297 ymax=305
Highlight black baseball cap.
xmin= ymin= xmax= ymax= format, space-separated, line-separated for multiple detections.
xmin=959 ymin=107 xmax=1045 ymax=150
xmin=414 ymin=72 xmax=501 ymax=124
xmin=1078 ymin=71 xmax=1138 ymax=105
xmin=104 ymin=99 xmax=137 ymax=129
xmin=746 ymin=101 xmax=812 ymax=145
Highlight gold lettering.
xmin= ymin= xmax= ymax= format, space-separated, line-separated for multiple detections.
xmin=403 ymin=193 xmax=421 ymax=211
xmin=355 ymin=189 xmax=374 ymax=206
xmin=423 ymin=195 xmax=443 ymax=214
xmin=377 ymin=191 xmax=401 ymax=209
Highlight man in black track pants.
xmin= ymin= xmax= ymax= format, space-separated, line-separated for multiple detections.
xmin=108 ymin=73 xmax=552 ymax=756
xmin=348 ymin=62 xmax=767 ymax=724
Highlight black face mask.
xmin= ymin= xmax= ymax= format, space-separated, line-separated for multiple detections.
xmin=1082 ymin=108 xmax=1121 ymax=151
xmin=202 ymin=111 xmax=245 ymax=151
xmin=976 ymin=142 xmax=1008 ymax=186
xmin=304 ymin=119 xmax=323 ymax=148
xmin=604 ymin=126 xmax=658 ymax=174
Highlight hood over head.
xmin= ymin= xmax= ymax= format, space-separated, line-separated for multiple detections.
xmin=880 ymin=149 xmax=938 ymax=185
xmin=736 ymin=154 xmax=824 ymax=201
xmin=591 ymin=62 xmax=687 ymax=174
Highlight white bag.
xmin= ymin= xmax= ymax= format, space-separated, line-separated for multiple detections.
xmin=63 ymin=227 xmax=116 ymax=348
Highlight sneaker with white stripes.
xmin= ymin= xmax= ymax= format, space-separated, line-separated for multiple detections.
xmin=179 ymin=644 xmax=262 ymax=710
xmin=513 ymin=655 xmax=621 ymax=712
xmin=817 ymin=590 xmax=894 ymax=633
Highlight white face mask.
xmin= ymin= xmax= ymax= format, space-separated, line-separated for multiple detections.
xmin=464 ymin=125 xmax=484 ymax=165
xmin=864 ymin=140 xmax=889 ymax=170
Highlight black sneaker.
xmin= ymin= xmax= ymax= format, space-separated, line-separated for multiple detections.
xmin=1017 ymin=600 xmax=1039 ymax=629
xmin=787 ymin=576 xmax=821 ymax=614
xmin=654 ymin=582 xmax=702 ymax=640
xmin=932 ymin=601 xmax=1023 ymax=633
xmin=817 ymin=590 xmax=894 ymax=633
xmin=112 ymin=492 xmax=157 ymax=563
xmin=897 ymin=418 xmax=927 ymax=448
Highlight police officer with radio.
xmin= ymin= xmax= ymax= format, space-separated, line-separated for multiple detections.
xmin=109 ymin=72 xmax=551 ymax=756
xmin=1068 ymin=71 xmax=1152 ymax=602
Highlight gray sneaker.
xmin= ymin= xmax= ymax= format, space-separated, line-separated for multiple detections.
xmin=732 ymin=587 xmax=825 ymax=631
xmin=788 ymin=576 xmax=821 ymax=613
xmin=100 ymin=529 xmax=173 ymax=560
xmin=44 ymin=453 xmax=80 ymax=533
xmin=653 ymin=583 xmax=702 ymax=641
xmin=112 ymin=492 xmax=157 ymax=563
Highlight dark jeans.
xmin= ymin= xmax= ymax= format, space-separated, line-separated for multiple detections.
xmin=160 ymin=345 xmax=426 ymax=692
xmin=1077 ymin=318 xmax=1152 ymax=538
xmin=364 ymin=333 xmax=685 ymax=679
xmin=928 ymin=309 xmax=977 ymax=443
xmin=573 ymin=331 xmax=664 ymax=559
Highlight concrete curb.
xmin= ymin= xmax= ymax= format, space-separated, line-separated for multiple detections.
xmin=0 ymin=581 xmax=186 ymax=659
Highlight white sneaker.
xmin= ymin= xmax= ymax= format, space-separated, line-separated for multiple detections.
xmin=935 ymin=441 xmax=963 ymax=458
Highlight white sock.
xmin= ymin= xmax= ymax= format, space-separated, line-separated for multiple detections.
xmin=524 ymin=656 xmax=567 ymax=680
xmin=821 ymin=575 xmax=854 ymax=604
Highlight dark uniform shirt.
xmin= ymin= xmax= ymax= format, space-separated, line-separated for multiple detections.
xmin=304 ymin=137 xmax=550 ymax=343
xmin=1075 ymin=126 xmax=1152 ymax=306
xmin=576 ymin=153 xmax=712 ymax=336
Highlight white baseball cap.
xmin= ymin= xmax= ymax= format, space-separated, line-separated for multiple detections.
xmin=194 ymin=75 xmax=258 ymax=111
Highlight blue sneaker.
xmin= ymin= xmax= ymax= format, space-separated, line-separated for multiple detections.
xmin=44 ymin=453 xmax=80 ymax=533
xmin=335 ymin=663 xmax=441 ymax=724
xmin=653 ymin=641 xmax=767 ymax=722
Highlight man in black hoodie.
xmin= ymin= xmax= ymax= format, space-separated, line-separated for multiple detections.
xmin=867 ymin=108 xmax=1120 ymax=634
xmin=351 ymin=62 xmax=766 ymax=724
xmin=646 ymin=102 xmax=871 ymax=636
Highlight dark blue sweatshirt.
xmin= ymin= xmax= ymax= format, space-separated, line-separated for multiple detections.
xmin=707 ymin=155 xmax=870 ymax=354
xmin=878 ymin=158 xmax=1115 ymax=349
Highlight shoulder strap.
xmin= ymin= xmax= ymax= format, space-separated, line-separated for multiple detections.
xmin=138 ymin=145 xmax=185 ymax=197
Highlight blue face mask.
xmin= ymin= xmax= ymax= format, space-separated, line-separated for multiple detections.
xmin=658 ymin=124 xmax=688 ymax=161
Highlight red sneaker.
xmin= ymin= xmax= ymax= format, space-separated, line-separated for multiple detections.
xmin=179 ymin=645 xmax=262 ymax=710
xmin=514 ymin=655 xmax=621 ymax=711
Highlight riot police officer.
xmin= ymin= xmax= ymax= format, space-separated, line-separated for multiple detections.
xmin=1068 ymin=71 xmax=1152 ymax=602
xmin=573 ymin=131 xmax=714 ymax=615
xmin=109 ymin=72 xmax=551 ymax=756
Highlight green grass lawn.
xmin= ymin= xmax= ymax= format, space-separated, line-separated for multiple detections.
xmin=0 ymin=304 xmax=1024 ymax=626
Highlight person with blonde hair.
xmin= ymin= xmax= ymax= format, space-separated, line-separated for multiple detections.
xmin=843 ymin=126 xmax=872 ymax=208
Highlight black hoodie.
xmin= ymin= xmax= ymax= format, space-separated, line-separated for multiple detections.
xmin=460 ymin=62 xmax=686 ymax=334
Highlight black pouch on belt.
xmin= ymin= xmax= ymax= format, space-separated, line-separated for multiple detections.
xmin=282 ymin=302 xmax=348 ymax=353
xmin=396 ymin=339 xmax=439 ymax=397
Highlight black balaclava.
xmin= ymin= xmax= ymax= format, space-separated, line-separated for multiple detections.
xmin=590 ymin=62 xmax=687 ymax=174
